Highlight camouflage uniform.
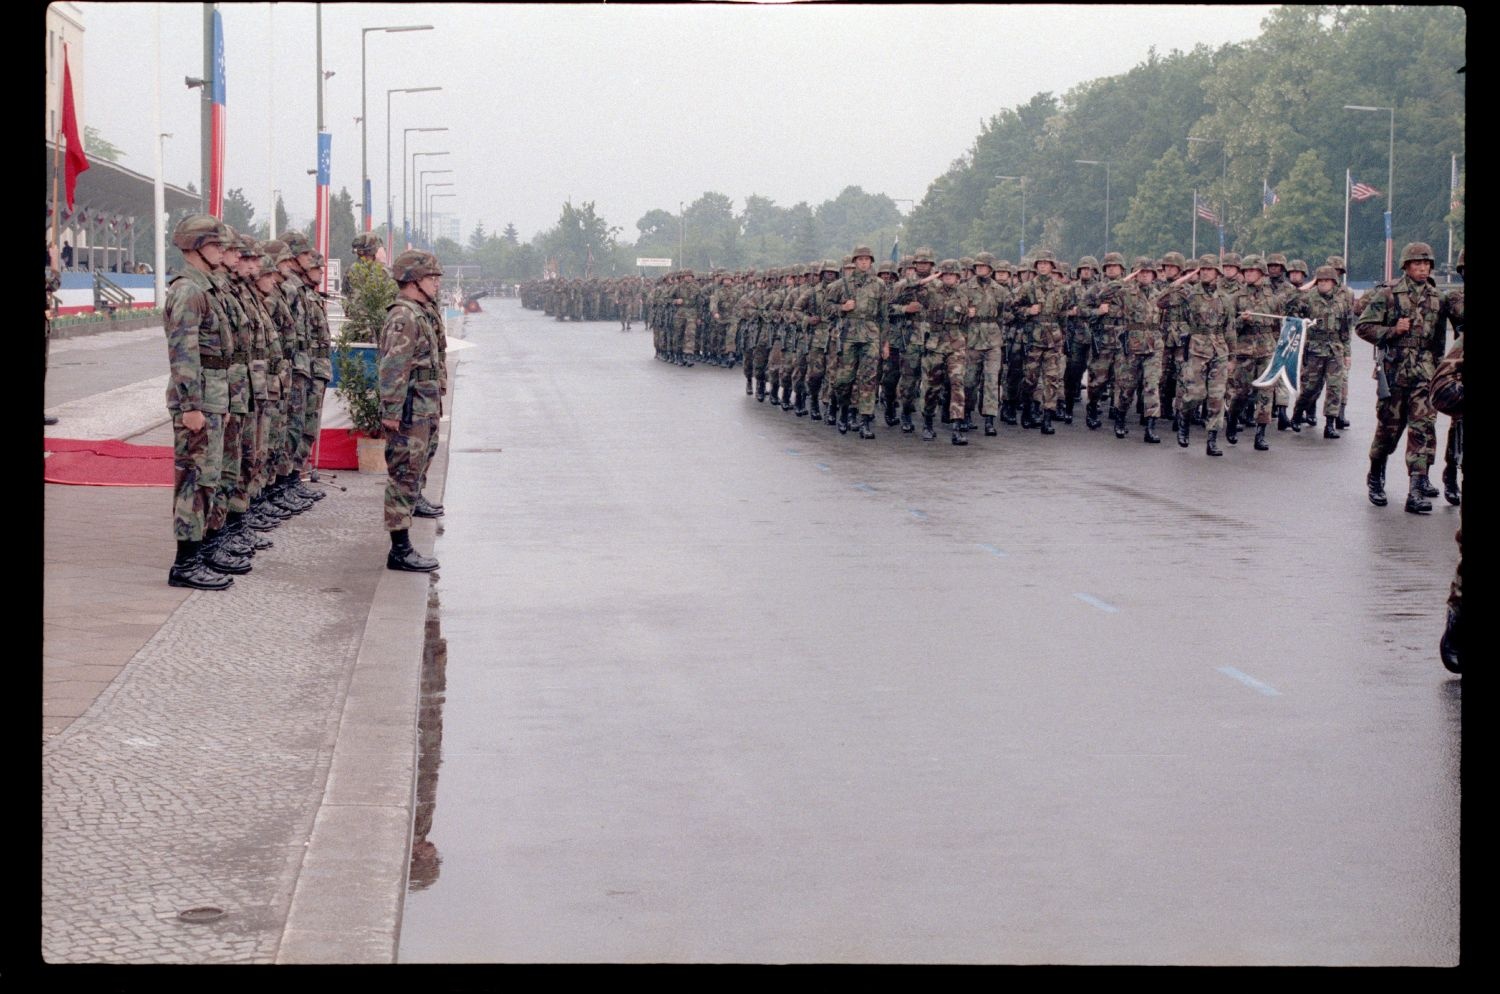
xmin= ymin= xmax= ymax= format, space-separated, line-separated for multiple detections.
xmin=1429 ymin=336 xmax=1463 ymax=671
xmin=962 ymin=253 xmax=1009 ymax=432
xmin=1109 ymin=260 xmax=1164 ymax=440
xmin=379 ymin=297 xmax=444 ymax=532
xmin=828 ymin=249 xmax=890 ymax=435
xmin=165 ymin=263 xmax=232 ymax=543
xmin=1080 ymin=254 xmax=1127 ymax=428
xmin=1062 ymin=258 xmax=1099 ymax=422
xmin=1012 ymin=254 xmax=1071 ymax=433
xmin=1157 ymin=257 xmax=1231 ymax=453
xmin=205 ymin=267 xmax=251 ymax=535
xmin=916 ymin=261 xmax=971 ymax=440
xmin=1289 ymin=268 xmax=1353 ymax=436
xmin=1355 ymin=245 xmax=1447 ymax=507
xmin=1225 ymin=258 xmax=1280 ymax=448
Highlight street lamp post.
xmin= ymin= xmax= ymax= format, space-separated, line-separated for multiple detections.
xmin=427 ymin=191 xmax=456 ymax=247
xmin=411 ymin=151 xmax=450 ymax=244
xmin=360 ymin=25 xmax=433 ymax=231
xmin=1344 ymin=104 xmax=1395 ymax=282
xmin=994 ymin=176 xmax=1027 ymax=258
xmin=403 ymin=131 xmax=447 ymax=247
xmin=1075 ymin=160 xmax=1111 ymax=256
xmin=385 ymin=87 xmax=441 ymax=246
xmin=1187 ymin=136 xmax=1227 ymax=256
xmin=419 ymin=174 xmax=455 ymax=241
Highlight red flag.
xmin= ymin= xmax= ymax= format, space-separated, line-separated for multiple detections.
xmin=61 ymin=44 xmax=89 ymax=209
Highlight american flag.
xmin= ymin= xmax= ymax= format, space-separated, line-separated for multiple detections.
xmin=1196 ymin=202 xmax=1218 ymax=224
xmin=1350 ymin=178 xmax=1381 ymax=202
xmin=315 ymin=131 xmax=331 ymax=293
xmin=1262 ymin=181 xmax=1279 ymax=209
xmin=209 ymin=8 xmax=226 ymax=217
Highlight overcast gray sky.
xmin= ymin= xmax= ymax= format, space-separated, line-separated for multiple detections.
xmin=73 ymin=2 xmax=1276 ymax=243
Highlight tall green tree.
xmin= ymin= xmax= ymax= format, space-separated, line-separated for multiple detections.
xmin=501 ymin=222 xmax=520 ymax=245
xmin=221 ymin=188 xmax=257 ymax=236
xmin=83 ymin=125 xmax=123 ymax=162
xmin=1244 ymin=149 xmax=1340 ymax=262
xmin=468 ymin=220 xmax=488 ymax=252
xmin=328 ymin=187 xmax=357 ymax=267
xmin=1113 ymin=146 xmax=1196 ymax=257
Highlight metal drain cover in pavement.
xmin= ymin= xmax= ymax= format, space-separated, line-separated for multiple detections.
xmin=177 ymin=907 xmax=226 ymax=923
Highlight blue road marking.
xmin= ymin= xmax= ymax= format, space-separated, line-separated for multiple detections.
xmin=1073 ymin=592 xmax=1119 ymax=613
xmin=814 ymin=462 xmax=831 ymax=472
xmin=786 ymin=448 xmax=801 ymax=456
xmin=1216 ymin=666 xmax=1282 ymax=696
xmin=909 ymin=509 xmax=927 ymax=520
xmin=975 ymin=543 xmax=1007 ymax=558
xmin=853 ymin=483 xmax=876 ymax=493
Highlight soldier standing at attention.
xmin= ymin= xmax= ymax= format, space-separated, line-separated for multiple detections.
xmin=298 ymin=251 xmax=333 ymax=499
xmin=1356 ymin=242 xmax=1447 ymax=514
xmin=379 ymin=251 xmax=446 ymax=572
xmin=1428 ymin=331 xmax=1463 ymax=674
xmin=164 ymin=215 xmax=237 ymax=590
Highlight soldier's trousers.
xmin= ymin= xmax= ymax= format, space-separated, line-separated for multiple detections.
xmin=1332 ymin=350 xmax=1351 ymax=414
xmin=272 ymin=374 xmax=293 ymax=478
xmin=768 ymin=343 xmax=788 ymax=393
xmin=833 ymin=339 xmax=880 ymax=415
xmin=1369 ymin=383 xmax=1437 ymax=475
xmin=228 ymin=402 xmax=258 ymax=514
xmin=1002 ymin=339 xmax=1026 ymax=406
xmin=791 ymin=346 xmax=811 ymax=398
xmin=1064 ymin=341 xmax=1091 ymax=406
xmin=964 ymin=344 xmax=1002 ymax=417
xmin=1296 ymin=349 xmax=1346 ymax=415
xmin=804 ymin=344 xmax=830 ymax=405
xmin=679 ymin=315 xmax=699 ymax=356
xmin=822 ymin=344 xmax=843 ymax=407
xmin=300 ymin=378 xmax=328 ymax=469
xmin=1022 ymin=346 xmax=1065 ymax=411
xmin=208 ymin=411 xmax=245 ymax=532
xmin=1113 ymin=351 xmax=1162 ymax=418
xmin=420 ymin=411 xmax=441 ymax=492
xmin=1159 ymin=343 xmax=1179 ymax=416
xmin=897 ymin=346 xmax=925 ymax=415
xmin=173 ymin=411 xmax=225 ymax=542
xmin=750 ymin=342 xmax=770 ymax=384
xmin=1178 ymin=351 xmax=1228 ymax=432
xmin=1087 ymin=345 xmax=1119 ymax=410
xmin=286 ymin=373 xmax=310 ymax=473
xmin=385 ymin=418 xmax=436 ymax=532
xmin=922 ymin=348 xmax=966 ymax=421
xmin=1226 ymin=355 xmax=1273 ymax=425
xmin=880 ymin=348 xmax=903 ymax=412
xmin=252 ymin=402 xmax=272 ymax=497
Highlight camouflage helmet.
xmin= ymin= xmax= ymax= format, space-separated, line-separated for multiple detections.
xmin=1017 ymin=258 xmax=1036 ymax=274
xmin=682 ymin=268 xmax=695 ymax=278
xmin=899 ymin=255 xmax=914 ymax=268
xmin=937 ymin=258 xmax=962 ymax=275
xmin=308 ymin=251 xmax=326 ymax=269
xmin=171 ymin=213 xmax=229 ymax=252
xmin=842 ymin=256 xmax=855 ymax=268
xmin=352 ymin=232 xmax=381 ymax=256
xmin=973 ymin=251 xmax=998 ymax=269
xmin=1196 ymin=254 xmax=1220 ymax=272
xmin=1161 ymin=251 xmax=1186 ymax=270
xmin=1031 ymin=248 xmax=1057 ymax=264
xmin=256 ymin=255 xmax=281 ymax=279
xmin=1220 ymin=251 xmax=1242 ymax=269
xmin=391 ymin=249 xmax=443 ymax=284
xmin=1134 ymin=256 xmax=1158 ymax=273
xmin=1288 ymin=259 xmax=1309 ymax=276
xmin=802 ymin=263 xmax=818 ymax=277
xmin=1325 ymin=255 xmax=1347 ymax=272
xmin=279 ymin=229 xmax=313 ymax=256
xmin=235 ymin=234 xmax=262 ymax=258
xmin=1456 ymin=247 xmax=1464 ymax=274
xmin=876 ymin=259 xmax=897 ymax=277
xmin=1239 ymin=254 xmax=1265 ymax=273
xmin=995 ymin=259 xmax=1014 ymax=274
xmin=1266 ymin=252 xmax=1288 ymax=268
xmin=260 ymin=238 xmax=294 ymax=266
xmin=912 ymin=247 xmax=936 ymax=265
xmin=819 ymin=259 xmax=840 ymax=274
xmin=959 ymin=256 xmax=976 ymax=270
xmin=1075 ymin=255 xmax=1100 ymax=275
xmin=1101 ymin=251 xmax=1126 ymax=269
xmin=1313 ymin=265 xmax=1339 ymax=282
xmin=851 ymin=244 xmax=875 ymax=261
xmin=1399 ymin=242 xmax=1435 ymax=267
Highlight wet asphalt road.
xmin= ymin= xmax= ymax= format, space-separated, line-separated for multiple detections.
xmin=398 ymin=300 xmax=1460 ymax=965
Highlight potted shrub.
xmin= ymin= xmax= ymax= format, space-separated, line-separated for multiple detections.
xmin=334 ymin=258 xmax=398 ymax=471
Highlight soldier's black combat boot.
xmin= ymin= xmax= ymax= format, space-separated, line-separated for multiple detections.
xmin=682 ymin=353 xmax=694 ymax=368
xmin=291 ymin=470 xmax=324 ymax=501
xmin=1276 ymin=405 xmax=1293 ymax=431
xmin=1085 ymin=402 xmax=1101 ymax=431
xmin=223 ymin=516 xmax=257 ymax=558
xmin=1367 ymin=458 xmax=1388 ymax=506
xmin=202 ymin=530 xmax=252 ymax=575
xmin=1061 ymin=401 xmax=1075 ymax=425
xmin=837 ymin=406 xmax=851 ymax=435
xmin=983 ymin=415 xmax=997 ymax=436
xmin=1414 ymin=473 xmax=1439 ymax=499
xmin=1324 ymin=416 xmax=1341 ymax=440
xmin=414 ymin=494 xmax=444 ymax=518
xmin=952 ymin=420 xmax=968 ymax=445
xmin=1001 ymin=401 xmax=1018 ymax=426
xmin=884 ymin=401 xmax=899 ymax=428
xmin=809 ymin=398 xmax=822 ymax=421
xmin=1039 ymin=410 xmax=1055 ymax=435
xmin=1337 ymin=407 xmax=1351 ymax=430
xmin=1440 ymin=603 xmax=1462 ymax=674
xmin=1405 ymin=474 xmax=1433 ymax=515
xmin=796 ymin=393 xmax=808 ymax=417
xmin=781 ymin=390 xmax=793 ymax=411
xmin=900 ymin=411 xmax=915 ymax=434
xmin=1303 ymin=401 xmax=1318 ymax=427
xmin=745 ymin=377 xmax=753 ymax=396
xmin=1205 ymin=430 xmax=1222 ymax=457
xmin=1224 ymin=406 xmax=1240 ymax=445
xmin=1020 ymin=402 xmax=1038 ymax=430
xmin=1113 ymin=408 xmax=1128 ymax=439
xmin=859 ymin=414 xmax=876 ymax=440
xmin=168 ymin=541 xmax=233 ymax=590
xmin=1056 ymin=400 xmax=1069 ymax=423
xmin=1177 ymin=413 xmax=1190 ymax=448
xmin=922 ymin=415 xmax=936 ymax=441
xmin=388 ymin=529 xmax=440 ymax=572
xmin=1443 ymin=464 xmax=1461 ymax=506
xmin=755 ymin=379 xmax=767 ymax=402
xmin=255 ymin=492 xmax=292 ymax=521
xmin=1143 ymin=417 xmax=1161 ymax=443
xmin=1253 ymin=424 xmax=1270 ymax=451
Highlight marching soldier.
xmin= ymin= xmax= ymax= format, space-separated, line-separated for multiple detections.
xmin=1289 ymin=266 xmax=1353 ymax=439
xmin=1109 ymin=257 xmax=1164 ymax=443
xmin=1157 ymin=255 xmax=1231 ymax=455
xmin=1012 ymin=249 xmax=1071 ymax=435
xmin=1225 ymin=255 xmax=1279 ymax=451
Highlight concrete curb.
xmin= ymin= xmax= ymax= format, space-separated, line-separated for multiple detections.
xmin=276 ymin=361 xmax=456 ymax=965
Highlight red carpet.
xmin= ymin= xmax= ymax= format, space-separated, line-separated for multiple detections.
xmin=44 ymin=429 xmax=362 ymax=487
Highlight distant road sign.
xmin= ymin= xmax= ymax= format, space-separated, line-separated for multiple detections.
xmin=636 ymin=257 xmax=672 ymax=268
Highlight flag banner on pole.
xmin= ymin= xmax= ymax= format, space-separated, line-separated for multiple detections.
xmin=209 ymin=8 xmax=226 ymax=217
xmin=1350 ymin=178 xmax=1381 ymax=202
xmin=363 ymin=178 xmax=372 ymax=232
xmin=1262 ymin=180 xmax=1279 ymax=211
xmin=1252 ymin=316 xmax=1312 ymax=396
xmin=1196 ymin=202 xmax=1218 ymax=224
xmin=316 ymin=131 xmax=331 ymax=293
xmin=61 ymin=45 xmax=90 ymax=209
xmin=890 ymin=237 xmax=900 ymax=264
xmin=1450 ymin=156 xmax=1461 ymax=213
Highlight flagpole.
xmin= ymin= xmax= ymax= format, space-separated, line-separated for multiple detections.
xmin=52 ymin=68 xmax=62 ymax=270
xmin=153 ymin=4 xmax=166 ymax=304
xmin=1342 ymin=169 xmax=1350 ymax=285
xmin=1446 ymin=152 xmax=1456 ymax=274
xmin=1191 ymin=190 xmax=1198 ymax=259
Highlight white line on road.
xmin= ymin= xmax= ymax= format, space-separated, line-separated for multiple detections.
xmin=1073 ymin=592 xmax=1119 ymax=613
xmin=975 ymin=543 xmax=1007 ymax=558
xmin=1216 ymin=666 xmax=1282 ymax=696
